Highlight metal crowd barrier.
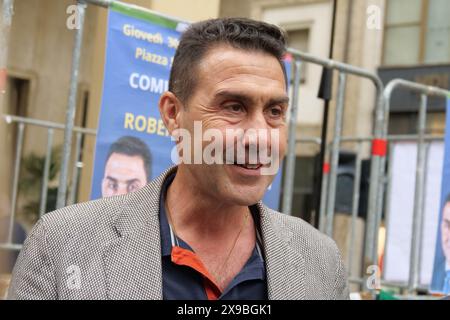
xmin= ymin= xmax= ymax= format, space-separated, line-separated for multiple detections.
xmin=379 ymin=80 xmax=450 ymax=294
xmin=0 ymin=114 xmax=96 ymax=252
xmin=341 ymin=133 xmax=444 ymax=292
xmin=285 ymin=72 xmax=450 ymax=295
xmin=335 ymin=79 xmax=449 ymax=295
xmin=284 ymin=48 xmax=386 ymax=280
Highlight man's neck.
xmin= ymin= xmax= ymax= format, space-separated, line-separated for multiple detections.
xmin=165 ymin=166 xmax=251 ymax=241
xmin=165 ymin=166 xmax=258 ymax=290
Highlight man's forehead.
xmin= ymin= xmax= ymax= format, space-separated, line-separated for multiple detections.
xmin=106 ymin=153 xmax=145 ymax=168
xmin=197 ymin=45 xmax=286 ymax=86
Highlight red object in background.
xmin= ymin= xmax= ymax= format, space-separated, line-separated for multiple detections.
xmin=323 ymin=162 xmax=330 ymax=174
xmin=372 ymin=139 xmax=388 ymax=156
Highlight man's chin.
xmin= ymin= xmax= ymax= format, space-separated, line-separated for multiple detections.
xmin=222 ymin=185 xmax=267 ymax=206
xmin=204 ymin=165 xmax=273 ymax=205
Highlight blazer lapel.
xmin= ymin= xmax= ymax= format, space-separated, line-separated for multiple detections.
xmin=103 ymin=166 xmax=177 ymax=300
xmin=257 ymin=203 xmax=306 ymax=300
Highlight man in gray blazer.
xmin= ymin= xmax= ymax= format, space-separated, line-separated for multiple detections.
xmin=8 ymin=17 xmax=349 ymax=300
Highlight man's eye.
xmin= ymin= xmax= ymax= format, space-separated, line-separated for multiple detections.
xmin=108 ymin=181 xmax=117 ymax=191
xmin=267 ymin=106 xmax=283 ymax=118
xmin=224 ymin=104 xmax=244 ymax=113
xmin=128 ymin=182 xmax=140 ymax=193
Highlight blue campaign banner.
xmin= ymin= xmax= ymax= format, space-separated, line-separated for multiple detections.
xmin=431 ymin=98 xmax=450 ymax=295
xmin=91 ymin=4 xmax=187 ymax=199
xmin=91 ymin=3 xmax=285 ymax=210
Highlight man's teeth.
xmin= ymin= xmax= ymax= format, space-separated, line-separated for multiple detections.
xmin=236 ymin=163 xmax=261 ymax=169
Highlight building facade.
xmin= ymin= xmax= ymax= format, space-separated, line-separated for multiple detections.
xmin=0 ymin=0 xmax=449 ymax=226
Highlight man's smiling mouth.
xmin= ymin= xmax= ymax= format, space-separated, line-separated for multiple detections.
xmin=235 ymin=163 xmax=262 ymax=170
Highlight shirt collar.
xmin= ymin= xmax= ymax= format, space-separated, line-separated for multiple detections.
xmin=159 ymin=172 xmax=176 ymax=257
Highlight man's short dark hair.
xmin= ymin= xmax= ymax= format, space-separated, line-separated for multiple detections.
xmin=105 ymin=136 xmax=152 ymax=182
xmin=169 ymin=17 xmax=288 ymax=104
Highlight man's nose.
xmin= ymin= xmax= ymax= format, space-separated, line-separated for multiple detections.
xmin=242 ymin=112 xmax=271 ymax=147
xmin=115 ymin=184 xmax=129 ymax=196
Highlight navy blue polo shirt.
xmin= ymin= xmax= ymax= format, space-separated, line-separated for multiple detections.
xmin=159 ymin=173 xmax=268 ymax=300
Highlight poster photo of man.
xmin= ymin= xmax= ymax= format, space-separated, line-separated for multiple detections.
xmin=431 ymin=195 xmax=450 ymax=295
xmin=431 ymin=100 xmax=450 ymax=297
xmin=441 ymin=197 xmax=450 ymax=294
xmin=101 ymin=136 xmax=152 ymax=198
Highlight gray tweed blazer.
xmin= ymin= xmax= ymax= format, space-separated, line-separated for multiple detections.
xmin=8 ymin=166 xmax=349 ymax=300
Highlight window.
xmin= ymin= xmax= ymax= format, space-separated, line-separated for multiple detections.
xmin=5 ymin=76 xmax=30 ymax=117
xmin=388 ymin=111 xmax=445 ymax=135
xmin=5 ymin=75 xmax=30 ymax=158
xmin=75 ymin=86 xmax=89 ymax=128
xmin=286 ymin=28 xmax=309 ymax=83
xmin=425 ymin=0 xmax=450 ymax=64
xmin=383 ymin=0 xmax=450 ymax=66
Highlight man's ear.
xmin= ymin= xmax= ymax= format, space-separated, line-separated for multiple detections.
xmin=159 ymin=91 xmax=183 ymax=135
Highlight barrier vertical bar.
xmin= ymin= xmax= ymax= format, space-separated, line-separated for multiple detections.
xmin=348 ymin=141 xmax=363 ymax=274
xmin=408 ymin=94 xmax=428 ymax=292
xmin=282 ymin=60 xmax=302 ymax=215
xmin=364 ymin=88 xmax=385 ymax=280
xmin=381 ymin=141 xmax=394 ymax=280
xmin=57 ymin=0 xmax=86 ymax=209
xmin=325 ymin=72 xmax=347 ymax=236
xmin=0 ymin=0 xmax=13 ymax=96
xmin=39 ymin=128 xmax=54 ymax=217
xmin=68 ymin=131 xmax=83 ymax=205
xmin=319 ymin=160 xmax=329 ymax=233
xmin=417 ymin=142 xmax=431 ymax=289
xmin=7 ymin=122 xmax=24 ymax=243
